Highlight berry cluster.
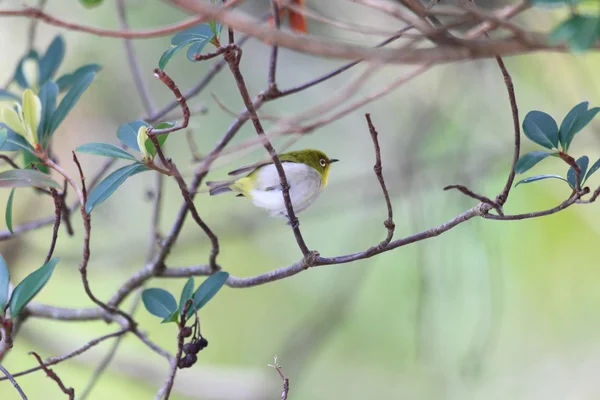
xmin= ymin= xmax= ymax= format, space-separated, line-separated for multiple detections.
xmin=178 ymin=326 xmax=208 ymax=369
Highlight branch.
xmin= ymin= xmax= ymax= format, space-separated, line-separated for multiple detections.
xmin=224 ymin=45 xmax=311 ymax=256
xmin=0 ymin=364 xmax=27 ymax=399
xmin=268 ymin=356 xmax=289 ymax=400
xmin=29 ymin=351 xmax=74 ymax=400
xmin=45 ymin=187 xmax=64 ymax=263
xmin=365 ymin=114 xmax=395 ymax=247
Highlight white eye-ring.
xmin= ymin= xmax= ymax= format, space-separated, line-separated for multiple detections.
xmin=320 ymin=158 xmax=326 ymax=167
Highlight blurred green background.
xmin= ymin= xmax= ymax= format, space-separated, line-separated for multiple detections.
xmin=2 ymin=0 xmax=600 ymax=399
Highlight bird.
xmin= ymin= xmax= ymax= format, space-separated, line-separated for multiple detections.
xmin=206 ymin=149 xmax=338 ymax=219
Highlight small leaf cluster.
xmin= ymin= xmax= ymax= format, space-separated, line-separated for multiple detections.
xmin=159 ymin=22 xmax=224 ymax=70
xmin=533 ymin=0 xmax=600 ymax=51
xmin=0 ymin=255 xmax=58 ymax=320
xmin=515 ymin=102 xmax=600 ymax=188
xmin=75 ymin=120 xmax=175 ymax=213
xmin=142 ymin=272 xmax=229 ymax=323
xmin=0 ymin=36 xmax=100 ymax=232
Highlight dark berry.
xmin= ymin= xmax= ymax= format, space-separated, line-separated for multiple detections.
xmin=181 ymin=326 xmax=193 ymax=338
xmin=182 ymin=343 xmax=194 ymax=354
xmin=198 ymin=337 xmax=208 ymax=349
xmin=178 ymin=357 xmax=189 ymax=369
xmin=184 ymin=353 xmax=197 ymax=366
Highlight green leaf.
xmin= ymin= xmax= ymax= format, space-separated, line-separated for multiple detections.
xmin=0 ymin=169 xmax=61 ymax=189
xmin=37 ymin=80 xmax=59 ymax=145
xmin=9 ymin=257 xmax=58 ymax=317
xmin=85 ymin=163 xmax=150 ymax=213
xmin=14 ymin=51 xmax=39 ymax=89
xmin=567 ymin=155 xmax=589 ymax=188
xmin=0 ymin=254 xmax=9 ymax=315
xmin=559 ymin=101 xmax=588 ymax=150
xmin=187 ymin=271 xmax=229 ymax=319
xmin=0 ymin=129 xmax=7 ymax=149
xmin=23 ymin=151 xmax=49 ymax=174
xmin=117 ymin=120 xmax=150 ymax=151
xmin=0 ymin=90 xmax=19 ymax=101
xmin=39 ymin=35 xmax=65 ymax=83
xmin=160 ymin=24 xmax=215 ymax=69
xmin=80 ymin=0 xmax=104 ymax=7
xmin=142 ymin=288 xmax=178 ymax=319
xmin=568 ymin=107 xmax=600 ymax=149
xmin=48 ymin=72 xmax=95 ymax=136
xmin=549 ymin=15 xmax=600 ymax=52
xmin=144 ymin=122 xmax=174 ymax=157
xmin=515 ymin=174 xmax=570 ymax=187
xmin=76 ymin=143 xmax=138 ymax=161
xmin=55 ymin=64 xmax=102 ymax=92
xmin=514 ymin=151 xmax=554 ymax=174
xmin=179 ymin=277 xmax=195 ymax=313
xmin=522 ymin=110 xmax=559 ymax=149
xmin=585 ymin=158 xmax=600 ymax=182
xmin=5 ymin=189 xmax=15 ymax=234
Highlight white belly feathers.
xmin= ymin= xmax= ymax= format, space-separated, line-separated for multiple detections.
xmin=248 ymin=162 xmax=322 ymax=217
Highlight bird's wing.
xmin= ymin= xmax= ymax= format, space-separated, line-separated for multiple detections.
xmin=227 ymin=159 xmax=299 ymax=176
xmin=227 ymin=160 xmax=273 ymax=176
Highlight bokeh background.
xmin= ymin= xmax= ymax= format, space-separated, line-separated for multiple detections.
xmin=1 ymin=0 xmax=600 ymax=399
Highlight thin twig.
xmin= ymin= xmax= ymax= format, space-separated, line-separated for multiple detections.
xmin=27 ymin=0 xmax=48 ymax=52
xmin=444 ymin=185 xmax=504 ymax=216
xmin=268 ymin=356 xmax=289 ymax=400
xmin=116 ymin=0 xmax=156 ymax=115
xmin=45 ymin=188 xmax=64 ymax=263
xmin=365 ymin=114 xmax=395 ymax=246
xmin=268 ymin=0 xmax=281 ymax=90
xmin=224 ymin=45 xmax=311 ymax=256
xmin=29 ymin=351 xmax=74 ymax=400
xmin=0 ymin=364 xmax=27 ymax=399
xmin=0 ymin=329 xmax=128 ymax=381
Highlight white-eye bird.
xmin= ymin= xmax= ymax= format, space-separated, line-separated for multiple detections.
xmin=206 ymin=149 xmax=338 ymax=218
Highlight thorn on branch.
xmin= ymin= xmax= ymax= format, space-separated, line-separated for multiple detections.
xmin=29 ymin=352 xmax=74 ymax=400
xmin=443 ymin=185 xmax=504 ymax=216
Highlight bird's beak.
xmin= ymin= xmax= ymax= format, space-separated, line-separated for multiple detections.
xmin=329 ymin=159 xmax=339 ymax=164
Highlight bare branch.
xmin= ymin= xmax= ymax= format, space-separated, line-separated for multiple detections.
xmin=0 ymin=364 xmax=27 ymax=399
xmin=29 ymin=351 xmax=74 ymax=400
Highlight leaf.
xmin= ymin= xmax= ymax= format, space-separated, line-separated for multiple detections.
xmin=14 ymin=51 xmax=39 ymax=89
xmin=515 ymin=174 xmax=570 ymax=187
xmin=85 ymin=163 xmax=150 ymax=213
xmin=48 ymin=72 xmax=96 ymax=136
xmin=39 ymin=35 xmax=65 ymax=83
xmin=160 ymin=24 xmax=215 ymax=69
xmin=80 ymin=0 xmax=104 ymax=7
xmin=567 ymin=107 xmax=600 ymax=149
xmin=585 ymin=158 xmax=600 ymax=182
xmin=179 ymin=277 xmax=195 ymax=313
xmin=0 ymin=254 xmax=9 ymax=315
xmin=522 ymin=110 xmax=559 ymax=149
xmin=171 ymin=24 xmax=215 ymax=46
xmin=9 ymin=257 xmax=58 ymax=317
xmin=514 ymin=151 xmax=554 ymax=174
xmin=549 ymin=14 xmax=600 ymax=52
xmin=5 ymin=188 xmax=15 ymax=234
xmin=0 ymin=90 xmax=20 ymax=101
xmin=117 ymin=120 xmax=150 ymax=151
xmin=0 ymin=169 xmax=61 ymax=189
xmin=0 ymin=130 xmax=35 ymax=154
xmin=187 ymin=271 xmax=229 ymax=319
xmin=76 ymin=143 xmax=138 ymax=161
xmin=55 ymin=64 xmax=102 ymax=92
xmin=37 ymin=81 xmax=59 ymax=145
xmin=144 ymin=122 xmax=174 ymax=157
xmin=22 ymin=88 xmax=41 ymax=144
xmin=567 ymin=155 xmax=589 ymax=188
xmin=559 ymin=101 xmax=588 ymax=150
xmin=23 ymin=151 xmax=49 ymax=174
xmin=142 ymin=288 xmax=178 ymax=319
xmin=0 ymin=129 xmax=6 ymax=149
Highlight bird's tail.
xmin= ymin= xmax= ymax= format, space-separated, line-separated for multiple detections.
xmin=206 ymin=180 xmax=234 ymax=196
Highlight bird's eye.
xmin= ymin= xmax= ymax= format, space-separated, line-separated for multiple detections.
xmin=320 ymin=158 xmax=326 ymax=167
